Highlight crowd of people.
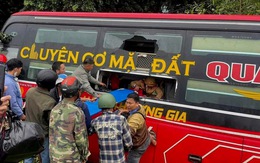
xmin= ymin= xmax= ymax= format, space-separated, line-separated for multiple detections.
xmin=0 ymin=55 xmax=157 ymax=163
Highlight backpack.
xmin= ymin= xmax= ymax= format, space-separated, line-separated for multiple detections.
xmin=133 ymin=111 xmax=157 ymax=146
xmin=0 ymin=111 xmax=45 ymax=162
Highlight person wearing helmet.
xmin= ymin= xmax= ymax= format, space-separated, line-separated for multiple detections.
xmin=50 ymin=73 xmax=68 ymax=103
xmin=130 ymin=78 xmax=145 ymax=96
xmin=24 ymin=69 xmax=58 ymax=163
xmin=144 ymin=77 xmax=163 ymax=99
xmin=91 ymin=93 xmax=133 ymax=163
xmin=49 ymin=76 xmax=90 ymax=163
xmin=50 ymin=74 xmax=92 ymax=133
xmin=130 ymin=77 xmax=164 ymax=99
xmin=3 ymin=58 xmax=26 ymax=120
xmin=72 ymin=57 xmax=106 ymax=99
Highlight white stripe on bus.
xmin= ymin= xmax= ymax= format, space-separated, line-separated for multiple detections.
xmin=243 ymin=156 xmax=260 ymax=163
xmin=143 ymin=98 xmax=260 ymax=119
xmin=35 ymin=17 xmax=260 ymax=27
xmin=147 ymin=116 xmax=260 ymax=139
xmin=192 ymin=49 xmax=260 ymax=55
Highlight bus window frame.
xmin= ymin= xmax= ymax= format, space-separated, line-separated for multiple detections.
xmin=16 ymin=24 xmax=102 ymax=82
xmin=3 ymin=23 xmax=27 ymax=47
xmin=185 ymin=78 xmax=260 ymax=111
xmin=187 ymin=30 xmax=260 ymax=57
xmin=27 ymin=24 xmax=99 ymax=48
xmin=101 ymin=27 xmax=185 ymax=54
xmin=96 ymin=68 xmax=178 ymax=102
xmin=183 ymin=30 xmax=260 ymax=114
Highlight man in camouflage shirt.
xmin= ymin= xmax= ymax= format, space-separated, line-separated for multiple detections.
xmin=49 ymin=76 xmax=90 ymax=162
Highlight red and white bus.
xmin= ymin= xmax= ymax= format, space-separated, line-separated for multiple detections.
xmin=1 ymin=12 xmax=260 ymax=163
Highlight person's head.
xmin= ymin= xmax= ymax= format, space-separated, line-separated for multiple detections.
xmin=55 ymin=74 xmax=68 ymax=86
xmin=98 ymin=93 xmax=116 ymax=110
xmin=82 ymin=58 xmax=94 ymax=71
xmin=60 ymin=76 xmax=82 ymax=99
xmin=55 ymin=74 xmax=68 ymax=95
xmin=36 ymin=69 xmax=58 ymax=91
xmin=6 ymin=58 xmax=23 ymax=77
xmin=144 ymin=77 xmax=157 ymax=88
xmin=52 ymin=61 xmax=66 ymax=75
xmin=126 ymin=92 xmax=140 ymax=111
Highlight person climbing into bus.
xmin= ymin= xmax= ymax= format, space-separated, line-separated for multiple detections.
xmin=130 ymin=77 xmax=163 ymax=99
xmin=72 ymin=57 xmax=106 ymax=99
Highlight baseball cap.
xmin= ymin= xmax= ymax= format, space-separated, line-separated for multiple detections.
xmin=55 ymin=74 xmax=67 ymax=85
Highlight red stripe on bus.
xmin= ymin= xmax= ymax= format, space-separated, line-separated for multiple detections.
xmin=13 ymin=11 xmax=260 ymax=21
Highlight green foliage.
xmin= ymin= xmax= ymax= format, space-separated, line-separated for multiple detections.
xmin=185 ymin=0 xmax=260 ymax=15
xmin=0 ymin=32 xmax=13 ymax=44
xmin=22 ymin=0 xmax=168 ymax=13
xmin=214 ymin=0 xmax=260 ymax=15
xmin=23 ymin=0 xmax=96 ymax=12
xmin=185 ymin=1 xmax=215 ymax=14
xmin=94 ymin=0 xmax=165 ymax=12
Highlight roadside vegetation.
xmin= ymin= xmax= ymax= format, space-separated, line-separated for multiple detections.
xmin=1 ymin=0 xmax=260 ymax=29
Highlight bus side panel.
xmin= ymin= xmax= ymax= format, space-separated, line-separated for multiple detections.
xmin=140 ymin=119 xmax=158 ymax=162
xmin=19 ymin=80 xmax=37 ymax=98
xmin=242 ymin=138 xmax=260 ymax=163
xmin=88 ymin=134 xmax=100 ymax=163
xmin=143 ymin=117 xmax=243 ymax=163
xmin=88 ymin=113 xmax=102 ymax=163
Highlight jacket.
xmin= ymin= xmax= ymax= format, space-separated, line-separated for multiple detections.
xmin=49 ymin=99 xmax=90 ymax=162
xmin=50 ymin=88 xmax=92 ymax=133
xmin=127 ymin=105 xmax=149 ymax=148
xmin=72 ymin=65 xmax=100 ymax=97
xmin=4 ymin=73 xmax=23 ymax=118
xmin=75 ymin=98 xmax=92 ymax=133
xmin=25 ymin=87 xmax=56 ymax=136
xmin=49 ymin=86 xmax=61 ymax=103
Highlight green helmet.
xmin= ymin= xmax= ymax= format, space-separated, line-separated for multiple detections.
xmin=98 ymin=93 xmax=116 ymax=109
